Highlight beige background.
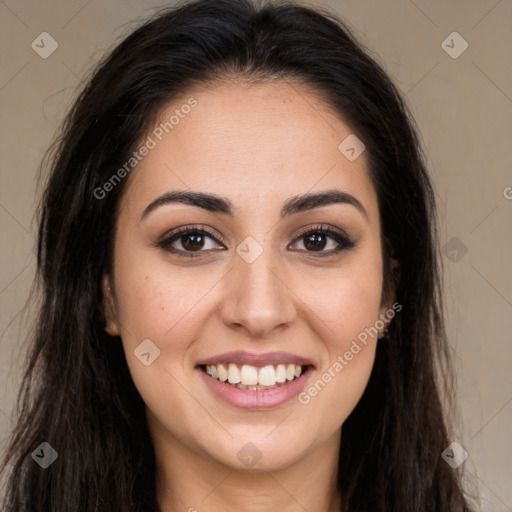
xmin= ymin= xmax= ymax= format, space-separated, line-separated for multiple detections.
xmin=0 ymin=0 xmax=511 ymax=510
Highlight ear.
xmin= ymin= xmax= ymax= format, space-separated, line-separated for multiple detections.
xmin=102 ymin=274 xmax=120 ymax=336
xmin=378 ymin=257 xmax=401 ymax=334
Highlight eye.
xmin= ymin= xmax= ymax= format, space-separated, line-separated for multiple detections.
xmin=156 ymin=225 xmax=225 ymax=257
xmin=290 ymin=224 xmax=356 ymax=256
xmin=155 ymin=224 xmax=356 ymax=258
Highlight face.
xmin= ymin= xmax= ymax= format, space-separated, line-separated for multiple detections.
xmin=103 ymin=78 xmax=396 ymax=472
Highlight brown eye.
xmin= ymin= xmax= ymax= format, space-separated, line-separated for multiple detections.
xmin=156 ymin=226 xmax=225 ymax=257
xmin=176 ymin=232 xmax=206 ymax=251
xmin=302 ymin=232 xmax=330 ymax=251
xmin=291 ymin=225 xmax=356 ymax=255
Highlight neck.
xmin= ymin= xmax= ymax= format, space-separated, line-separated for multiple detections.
xmin=153 ymin=427 xmax=342 ymax=512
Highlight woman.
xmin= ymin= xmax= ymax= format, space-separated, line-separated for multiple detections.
xmin=0 ymin=0 xmax=479 ymax=510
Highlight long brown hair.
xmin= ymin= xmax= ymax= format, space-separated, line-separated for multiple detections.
xmin=0 ymin=0 xmax=479 ymax=509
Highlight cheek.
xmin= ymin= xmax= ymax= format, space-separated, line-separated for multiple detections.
xmin=112 ymin=253 xmax=211 ymax=434
xmin=298 ymin=253 xmax=384 ymax=349
xmin=112 ymin=238 xmax=206 ymax=343
xmin=292 ymin=253 xmax=383 ymax=421
xmin=111 ymin=244 xmax=223 ymax=400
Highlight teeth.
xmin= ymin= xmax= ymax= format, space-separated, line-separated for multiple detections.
xmin=240 ymin=365 xmax=258 ymax=385
xmin=227 ymin=363 xmax=241 ymax=384
xmin=204 ymin=363 xmax=306 ymax=388
xmin=275 ymin=364 xmax=287 ymax=383
xmin=236 ymin=383 xmax=279 ymax=390
xmin=217 ymin=364 xmax=228 ymax=382
xmin=258 ymin=365 xmax=276 ymax=386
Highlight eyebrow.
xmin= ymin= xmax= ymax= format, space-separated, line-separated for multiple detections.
xmin=140 ymin=189 xmax=368 ymax=222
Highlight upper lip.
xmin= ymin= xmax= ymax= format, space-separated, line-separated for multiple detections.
xmin=196 ymin=350 xmax=315 ymax=367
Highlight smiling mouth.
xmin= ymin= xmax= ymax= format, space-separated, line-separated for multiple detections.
xmin=199 ymin=363 xmax=311 ymax=390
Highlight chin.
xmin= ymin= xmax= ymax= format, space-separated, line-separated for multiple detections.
xmin=202 ymin=428 xmax=313 ymax=472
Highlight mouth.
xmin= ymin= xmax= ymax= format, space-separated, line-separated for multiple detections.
xmin=195 ymin=351 xmax=315 ymax=409
xmin=199 ymin=362 xmax=312 ymax=390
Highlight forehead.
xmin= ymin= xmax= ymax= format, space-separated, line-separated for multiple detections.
xmin=119 ymin=78 xmax=379 ymax=222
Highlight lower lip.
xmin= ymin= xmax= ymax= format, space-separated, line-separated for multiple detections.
xmin=196 ymin=366 xmax=314 ymax=410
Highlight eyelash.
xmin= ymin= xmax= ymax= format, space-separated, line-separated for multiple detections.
xmin=155 ymin=224 xmax=356 ymax=259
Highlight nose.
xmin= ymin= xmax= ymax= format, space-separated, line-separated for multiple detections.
xmin=219 ymin=248 xmax=297 ymax=339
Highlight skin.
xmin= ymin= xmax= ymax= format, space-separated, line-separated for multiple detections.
xmin=103 ymin=77 xmax=398 ymax=512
